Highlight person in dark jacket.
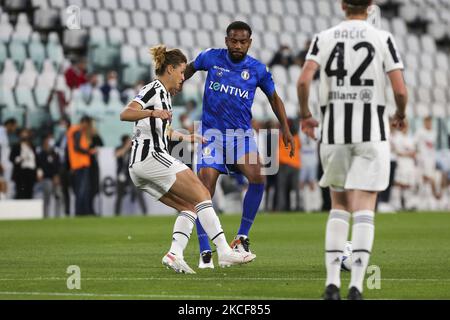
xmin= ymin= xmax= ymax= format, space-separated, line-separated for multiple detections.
xmin=9 ymin=129 xmax=38 ymax=199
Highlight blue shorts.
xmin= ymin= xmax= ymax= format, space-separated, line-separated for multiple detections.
xmin=197 ymin=131 xmax=258 ymax=175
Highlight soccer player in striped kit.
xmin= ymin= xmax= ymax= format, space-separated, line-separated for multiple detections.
xmin=121 ymin=45 xmax=255 ymax=273
xmin=297 ymin=0 xmax=407 ymax=299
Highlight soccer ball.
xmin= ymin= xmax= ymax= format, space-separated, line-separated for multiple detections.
xmin=341 ymin=241 xmax=352 ymax=271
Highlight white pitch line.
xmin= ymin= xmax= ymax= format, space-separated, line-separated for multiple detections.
xmin=0 ymin=291 xmax=297 ymax=300
xmin=0 ymin=277 xmax=449 ymax=282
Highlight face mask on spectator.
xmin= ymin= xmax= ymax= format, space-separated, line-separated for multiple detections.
xmin=48 ymin=138 xmax=55 ymax=148
xmin=108 ymin=79 xmax=118 ymax=88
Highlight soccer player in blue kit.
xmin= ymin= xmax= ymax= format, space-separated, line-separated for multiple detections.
xmin=183 ymin=21 xmax=295 ymax=268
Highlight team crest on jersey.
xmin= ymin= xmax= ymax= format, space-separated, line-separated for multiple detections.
xmin=241 ymin=69 xmax=250 ymax=80
xmin=216 ymin=69 xmax=223 ymax=77
xmin=203 ymin=146 xmax=212 ymax=157
xmin=360 ymin=89 xmax=373 ymax=103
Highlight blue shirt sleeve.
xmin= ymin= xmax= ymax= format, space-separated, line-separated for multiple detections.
xmin=258 ymin=65 xmax=275 ymax=98
xmin=194 ymin=48 xmax=214 ymax=71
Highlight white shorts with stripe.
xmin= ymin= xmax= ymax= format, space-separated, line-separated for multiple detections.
xmin=129 ymin=151 xmax=188 ymax=200
xmin=319 ymin=141 xmax=390 ymax=192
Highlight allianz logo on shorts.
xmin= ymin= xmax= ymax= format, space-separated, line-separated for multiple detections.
xmin=208 ymin=81 xmax=249 ymax=99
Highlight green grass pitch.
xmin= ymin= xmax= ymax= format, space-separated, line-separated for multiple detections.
xmin=0 ymin=212 xmax=449 ymax=300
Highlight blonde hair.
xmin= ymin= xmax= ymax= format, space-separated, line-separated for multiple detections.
xmin=149 ymin=45 xmax=187 ymax=76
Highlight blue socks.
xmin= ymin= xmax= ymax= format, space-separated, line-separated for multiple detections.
xmin=196 ymin=219 xmax=212 ymax=252
xmin=195 ymin=183 xmax=265 ymax=253
xmin=238 ymin=183 xmax=265 ymax=237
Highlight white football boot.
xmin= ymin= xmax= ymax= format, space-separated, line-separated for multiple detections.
xmin=162 ymin=253 xmax=196 ymax=274
xmin=218 ymin=250 xmax=256 ymax=268
xmin=198 ymin=250 xmax=214 ymax=269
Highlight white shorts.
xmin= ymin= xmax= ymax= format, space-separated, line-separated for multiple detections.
xmin=319 ymin=141 xmax=390 ymax=192
xmin=129 ymin=151 xmax=189 ymax=200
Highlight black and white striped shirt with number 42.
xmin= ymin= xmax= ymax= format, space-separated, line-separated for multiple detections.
xmin=306 ymin=20 xmax=404 ymax=145
xmin=129 ymin=79 xmax=173 ymax=168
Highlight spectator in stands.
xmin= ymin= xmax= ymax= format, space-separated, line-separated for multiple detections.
xmin=0 ymin=121 xmax=9 ymax=199
xmin=294 ymin=40 xmax=312 ymax=67
xmin=54 ymin=117 xmax=72 ymax=216
xmin=100 ymin=70 xmax=119 ymax=104
xmin=9 ymin=129 xmax=38 ymax=199
xmin=114 ymin=135 xmax=147 ymax=215
xmin=88 ymin=123 xmax=104 ymax=215
xmin=2 ymin=118 xmax=19 ymax=146
xmin=276 ymin=119 xmax=301 ymax=211
xmin=269 ymin=45 xmax=294 ymax=68
xmin=64 ymin=57 xmax=88 ymax=90
xmin=36 ymin=133 xmax=62 ymax=217
xmin=66 ymin=115 xmax=97 ymax=216
xmin=0 ymin=163 xmax=6 ymax=200
xmin=80 ymin=73 xmax=99 ymax=103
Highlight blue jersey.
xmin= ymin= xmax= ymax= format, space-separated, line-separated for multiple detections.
xmin=194 ymin=48 xmax=275 ymax=133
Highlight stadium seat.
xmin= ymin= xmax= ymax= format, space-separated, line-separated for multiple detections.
xmin=34 ymin=86 xmax=51 ymax=108
xmin=250 ymin=31 xmax=262 ymax=50
xmin=143 ymin=29 xmax=161 ymax=46
xmin=199 ymin=13 xmax=216 ymax=31
xmin=13 ymin=14 xmax=32 ymax=43
xmin=36 ymin=59 xmax=57 ymax=88
xmin=166 ymin=11 xmax=182 ymax=29
xmin=220 ymin=0 xmax=236 ymax=14
xmin=8 ymin=41 xmax=27 ymax=71
xmin=161 ymin=29 xmax=178 ymax=48
xmin=28 ymin=32 xmax=46 ymax=71
xmin=107 ymin=27 xmax=124 ymax=45
xmin=103 ymin=0 xmax=119 ymax=10
xmin=91 ymin=45 xmax=118 ymax=70
xmin=89 ymin=26 xmax=107 ymax=46
xmin=268 ymin=1 xmax=284 ymax=17
xmin=48 ymin=0 xmax=65 ymax=9
xmin=284 ymin=0 xmax=300 ymax=16
xmin=17 ymin=59 xmax=38 ymax=88
xmin=418 ymin=70 xmax=434 ymax=89
xmin=435 ymin=52 xmax=449 ymax=71
xmin=421 ymin=34 xmax=437 ymax=53
xmin=63 ymin=29 xmax=88 ymax=50
xmin=107 ymin=89 xmax=123 ymax=110
xmin=15 ymin=86 xmax=36 ymax=110
xmin=271 ymin=66 xmax=288 ymax=86
xmin=249 ymin=15 xmax=265 ymax=33
xmin=237 ymin=0 xmax=252 ymax=14
xmin=183 ymin=12 xmax=200 ymax=30
xmin=120 ymin=45 xmax=138 ymax=66
xmin=253 ymin=0 xmax=268 ymax=15
xmin=136 ymin=0 xmax=152 ymax=11
xmin=34 ymin=8 xmax=59 ymax=31
xmin=434 ymin=70 xmax=449 ymax=88
xmin=417 ymin=87 xmax=432 ymax=104
xmin=0 ymin=42 xmax=7 ymax=71
xmin=216 ymin=13 xmax=231 ymax=31
xmin=0 ymin=20 xmax=12 ymax=43
xmin=283 ymin=16 xmax=298 ymax=34
xmin=315 ymin=17 xmax=330 ymax=32
xmin=179 ymin=30 xmax=195 ymax=49
xmin=420 ymin=53 xmax=434 ymax=70
xmin=406 ymin=34 xmax=420 ymax=53
xmin=266 ymin=16 xmax=281 ymax=33
xmin=259 ymin=50 xmax=273 ymax=65
xmin=80 ymin=8 xmax=96 ymax=28
xmin=299 ymin=16 xmax=314 ymax=35
xmin=149 ymin=11 xmax=165 ymax=29
xmin=114 ymin=10 xmax=131 ymax=28
xmin=288 ymin=65 xmax=301 ymax=83
xmin=122 ymin=64 xmax=147 ymax=87
xmin=138 ymin=47 xmax=151 ymax=66
xmin=131 ymin=11 xmax=148 ymax=29
xmin=263 ymin=32 xmax=279 ymax=52
xmin=404 ymin=53 xmax=419 ymax=71
xmin=403 ymin=69 xmax=418 ymax=87
xmin=301 ymin=0 xmax=316 ymax=16
xmin=203 ymin=0 xmax=218 ymax=13
xmin=195 ymin=30 xmax=212 ymax=49
xmin=126 ymin=28 xmax=143 ymax=47
xmin=391 ymin=18 xmax=408 ymax=37
xmin=317 ymin=0 xmax=332 ymax=17
xmin=46 ymin=33 xmax=64 ymax=68
xmin=119 ymin=0 xmax=136 ymax=10
xmin=96 ymin=9 xmax=113 ymax=28
xmin=169 ymin=0 xmax=186 ymax=12
xmin=286 ymin=84 xmax=298 ymax=105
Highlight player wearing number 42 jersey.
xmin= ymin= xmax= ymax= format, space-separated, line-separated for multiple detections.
xmin=297 ymin=0 xmax=408 ymax=300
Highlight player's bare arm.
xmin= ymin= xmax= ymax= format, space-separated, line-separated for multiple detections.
xmin=120 ymin=101 xmax=172 ymax=122
xmin=169 ymin=128 xmax=207 ymax=144
xmin=267 ymin=91 xmax=295 ymax=157
xmin=297 ymin=60 xmax=320 ymax=139
xmin=183 ymin=62 xmax=197 ymax=81
xmin=388 ymin=69 xmax=408 ymax=130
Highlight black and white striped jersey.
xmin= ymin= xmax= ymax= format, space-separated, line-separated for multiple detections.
xmin=129 ymin=79 xmax=172 ymax=167
xmin=306 ymin=20 xmax=404 ymax=145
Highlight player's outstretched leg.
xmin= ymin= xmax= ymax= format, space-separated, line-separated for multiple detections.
xmin=195 ymin=219 xmax=214 ymax=269
xmin=194 ymin=200 xmax=256 ymax=267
